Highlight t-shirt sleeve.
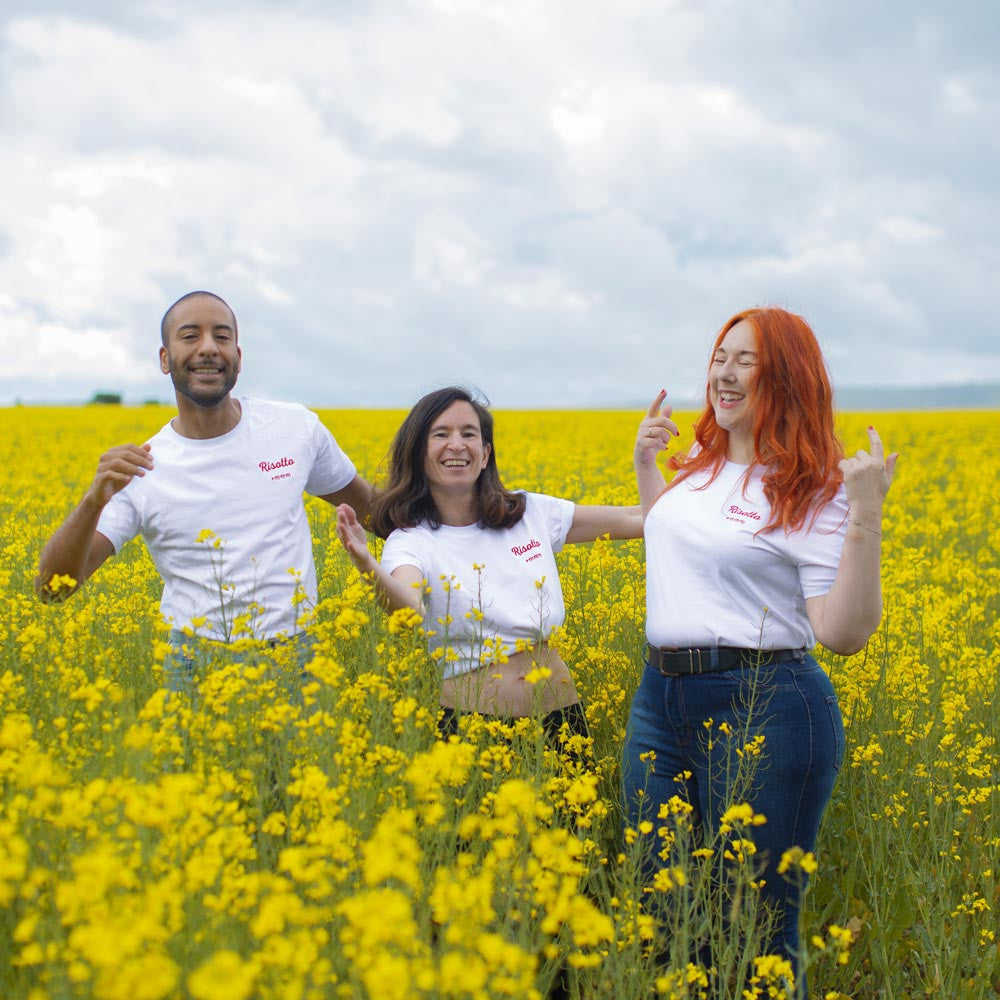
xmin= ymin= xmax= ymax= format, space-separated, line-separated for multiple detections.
xmin=304 ymin=411 xmax=357 ymax=496
xmin=381 ymin=529 xmax=428 ymax=577
xmin=95 ymin=489 xmax=142 ymax=554
xmin=793 ymin=485 xmax=849 ymax=599
xmin=531 ymin=493 xmax=575 ymax=553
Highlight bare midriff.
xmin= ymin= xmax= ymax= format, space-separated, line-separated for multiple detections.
xmin=438 ymin=642 xmax=580 ymax=717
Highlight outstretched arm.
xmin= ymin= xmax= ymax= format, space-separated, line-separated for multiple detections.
xmin=35 ymin=443 xmax=153 ymax=602
xmin=335 ymin=504 xmax=425 ymax=614
xmin=634 ymin=389 xmax=679 ymax=518
xmin=565 ymin=504 xmax=644 ymax=543
xmin=807 ymin=427 xmax=899 ymax=656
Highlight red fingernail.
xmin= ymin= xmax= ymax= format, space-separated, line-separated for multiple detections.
xmin=868 ymin=425 xmax=873 ymax=430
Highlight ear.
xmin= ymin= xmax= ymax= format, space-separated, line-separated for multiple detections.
xmin=236 ymin=345 xmax=242 ymax=373
xmin=159 ymin=346 xmax=169 ymax=375
xmin=482 ymin=443 xmax=491 ymax=469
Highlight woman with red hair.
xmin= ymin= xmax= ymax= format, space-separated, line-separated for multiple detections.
xmin=623 ymin=307 xmax=897 ymax=986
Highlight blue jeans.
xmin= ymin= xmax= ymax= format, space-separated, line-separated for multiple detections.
xmin=163 ymin=629 xmax=316 ymax=700
xmin=622 ymin=651 xmax=844 ymax=978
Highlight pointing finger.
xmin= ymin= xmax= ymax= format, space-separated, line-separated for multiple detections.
xmin=647 ymin=389 xmax=667 ymax=419
xmin=867 ymin=425 xmax=885 ymax=461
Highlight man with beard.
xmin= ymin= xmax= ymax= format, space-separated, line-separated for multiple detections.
xmin=35 ymin=290 xmax=372 ymax=683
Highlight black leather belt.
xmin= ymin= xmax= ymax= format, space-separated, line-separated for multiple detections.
xmin=646 ymin=643 xmax=803 ymax=676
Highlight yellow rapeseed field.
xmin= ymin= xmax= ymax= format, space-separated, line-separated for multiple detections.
xmin=1 ymin=405 xmax=997 ymax=999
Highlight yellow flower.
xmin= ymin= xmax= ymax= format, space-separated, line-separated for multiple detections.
xmin=777 ymin=846 xmax=818 ymax=875
xmin=718 ymin=802 xmax=766 ymax=833
xmin=387 ymin=605 xmax=423 ymax=633
xmin=45 ymin=572 xmax=78 ymax=594
xmin=524 ymin=665 xmax=552 ymax=684
xmin=188 ymin=951 xmax=257 ymax=1000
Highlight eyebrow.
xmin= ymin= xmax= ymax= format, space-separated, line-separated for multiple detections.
xmin=715 ymin=347 xmax=757 ymax=357
xmin=175 ymin=322 xmax=234 ymax=334
xmin=431 ymin=422 xmax=481 ymax=432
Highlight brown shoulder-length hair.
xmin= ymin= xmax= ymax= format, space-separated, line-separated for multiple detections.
xmin=369 ymin=386 xmax=527 ymax=538
xmin=669 ymin=307 xmax=844 ymax=534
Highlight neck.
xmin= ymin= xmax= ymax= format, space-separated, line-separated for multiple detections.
xmin=172 ymin=394 xmax=242 ymax=440
xmin=432 ymin=487 xmax=478 ymax=527
xmin=726 ymin=431 xmax=753 ymax=465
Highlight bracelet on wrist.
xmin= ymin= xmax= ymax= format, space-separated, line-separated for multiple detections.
xmin=849 ymin=518 xmax=882 ymax=537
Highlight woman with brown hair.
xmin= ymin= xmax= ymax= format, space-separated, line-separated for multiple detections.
xmin=336 ymin=385 xmax=643 ymax=742
xmin=623 ymin=307 xmax=897 ymax=986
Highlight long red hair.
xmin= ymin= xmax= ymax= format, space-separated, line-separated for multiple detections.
xmin=669 ymin=307 xmax=844 ymax=534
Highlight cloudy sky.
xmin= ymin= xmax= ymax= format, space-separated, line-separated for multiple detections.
xmin=1 ymin=0 xmax=996 ymax=407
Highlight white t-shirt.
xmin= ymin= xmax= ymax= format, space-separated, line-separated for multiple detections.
xmin=97 ymin=397 xmax=356 ymax=641
xmin=380 ymin=492 xmax=575 ymax=679
xmin=644 ymin=461 xmax=848 ymax=651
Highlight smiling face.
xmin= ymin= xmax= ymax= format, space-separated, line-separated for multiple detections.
xmin=709 ymin=319 xmax=759 ymax=461
xmin=159 ymin=295 xmax=242 ymax=408
xmin=423 ymin=400 xmax=491 ymax=494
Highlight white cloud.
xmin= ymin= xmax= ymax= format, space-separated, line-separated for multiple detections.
xmin=0 ymin=294 xmax=143 ymax=386
xmin=412 ymin=216 xmax=493 ymax=288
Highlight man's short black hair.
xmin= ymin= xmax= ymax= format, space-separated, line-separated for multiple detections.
xmin=160 ymin=291 xmax=238 ymax=346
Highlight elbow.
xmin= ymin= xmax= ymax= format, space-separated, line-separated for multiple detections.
xmin=822 ymin=635 xmax=867 ymax=657
xmin=818 ymin=617 xmax=881 ymax=657
xmin=811 ymin=594 xmax=882 ymax=657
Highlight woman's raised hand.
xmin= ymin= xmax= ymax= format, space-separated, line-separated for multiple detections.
xmin=839 ymin=426 xmax=899 ymax=527
xmin=634 ymin=390 xmax=679 ymax=469
xmin=335 ymin=503 xmax=376 ymax=572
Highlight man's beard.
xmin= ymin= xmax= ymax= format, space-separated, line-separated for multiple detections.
xmin=167 ymin=358 xmax=239 ymax=408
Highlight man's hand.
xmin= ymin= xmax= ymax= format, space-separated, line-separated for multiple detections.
xmin=35 ymin=443 xmax=150 ymax=602
xmin=85 ymin=444 xmax=154 ymax=508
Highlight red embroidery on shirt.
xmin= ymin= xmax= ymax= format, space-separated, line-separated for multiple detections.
xmin=259 ymin=457 xmax=296 ymax=481
xmin=511 ymin=539 xmax=541 ymax=557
